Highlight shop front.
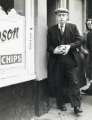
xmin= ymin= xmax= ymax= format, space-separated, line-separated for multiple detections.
xmin=0 ymin=0 xmax=87 ymax=87
xmin=0 ymin=0 xmax=89 ymax=117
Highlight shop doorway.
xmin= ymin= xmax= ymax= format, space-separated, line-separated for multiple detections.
xmin=47 ymin=0 xmax=57 ymax=28
xmin=87 ymin=0 xmax=92 ymax=18
xmin=47 ymin=0 xmax=68 ymax=28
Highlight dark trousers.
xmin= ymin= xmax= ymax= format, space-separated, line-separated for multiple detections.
xmin=87 ymin=52 xmax=92 ymax=80
xmin=55 ymin=61 xmax=81 ymax=108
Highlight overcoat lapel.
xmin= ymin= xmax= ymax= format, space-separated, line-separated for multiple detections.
xmin=55 ymin=25 xmax=61 ymax=45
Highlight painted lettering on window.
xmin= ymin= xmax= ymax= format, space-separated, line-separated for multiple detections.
xmin=0 ymin=54 xmax=22 ymax=65
xmin=0 ymin=27 xmax=19 ymax=41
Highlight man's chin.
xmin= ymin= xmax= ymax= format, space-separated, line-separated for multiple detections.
xmin=60 ymin=21 xmax=65 ymax=24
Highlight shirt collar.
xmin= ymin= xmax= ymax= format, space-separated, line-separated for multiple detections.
xmin=58 ymin=23 xmax=65 ymax=32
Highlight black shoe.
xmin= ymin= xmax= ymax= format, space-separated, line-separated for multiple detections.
xmin=81 ymin=89 xmax=92 ymax=95
xmin=74 ymin=106 xmax=83 ymax=114
xmin=82 ymin=83 xmax=92 ymax=94
xmin=58 ymin=105 xmax=67 ymax=111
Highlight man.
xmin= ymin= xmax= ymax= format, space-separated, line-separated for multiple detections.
xmin=47 ymin=8 xmax=83 ymax=114
xmin=82 ymin=19 xmax=92 ymax=95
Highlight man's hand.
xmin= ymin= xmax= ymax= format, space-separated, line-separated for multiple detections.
xmin=53 ymin=46 xmax=62 ymax=54
xmin=53 ymin=45 xmax=71 ymax=55
xmin=61 ymin=45 xmax=71 ymax=55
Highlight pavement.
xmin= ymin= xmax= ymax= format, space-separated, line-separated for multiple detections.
xmin=34 ymin=95 xmax=92 ymax=120
xmin=0 ymin=83 xmax=92 ymax=120
xmin=33 ymin=83 xmax=92 ymax=120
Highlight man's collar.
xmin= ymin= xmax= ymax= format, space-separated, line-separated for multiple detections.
xmin=58 ymin=23 xmax=65 ymax=32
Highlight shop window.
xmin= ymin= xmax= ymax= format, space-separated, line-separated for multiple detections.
xmin=0 ymin=0 xmax=26 ymax=86
xmin=0 ymin=0 xmax=35 ymax=87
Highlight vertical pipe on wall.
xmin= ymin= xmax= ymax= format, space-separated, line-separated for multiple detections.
xmin=82 ymin=0 xmax=87 ymax=33
xmin=66 ymin=0 xmax=69 ymax=9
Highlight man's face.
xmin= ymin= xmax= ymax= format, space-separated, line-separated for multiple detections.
xmin=57 ymin=12 xmax=68 ymax=26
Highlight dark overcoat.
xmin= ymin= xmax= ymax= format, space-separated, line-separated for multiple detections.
xmin=86 ymin=31 xmax=92 ymax=80
xmin=47 ymin=23 xmax=82 ymax=96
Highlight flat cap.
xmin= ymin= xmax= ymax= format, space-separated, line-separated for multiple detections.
xmin=54 ymin=8 xmax=69 ymax=14
xmin=87 ymin=18 xmax=92 ymax=21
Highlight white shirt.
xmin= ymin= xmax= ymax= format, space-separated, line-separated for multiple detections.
xmin=58 ymin=23 xmax=65 ymax=32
